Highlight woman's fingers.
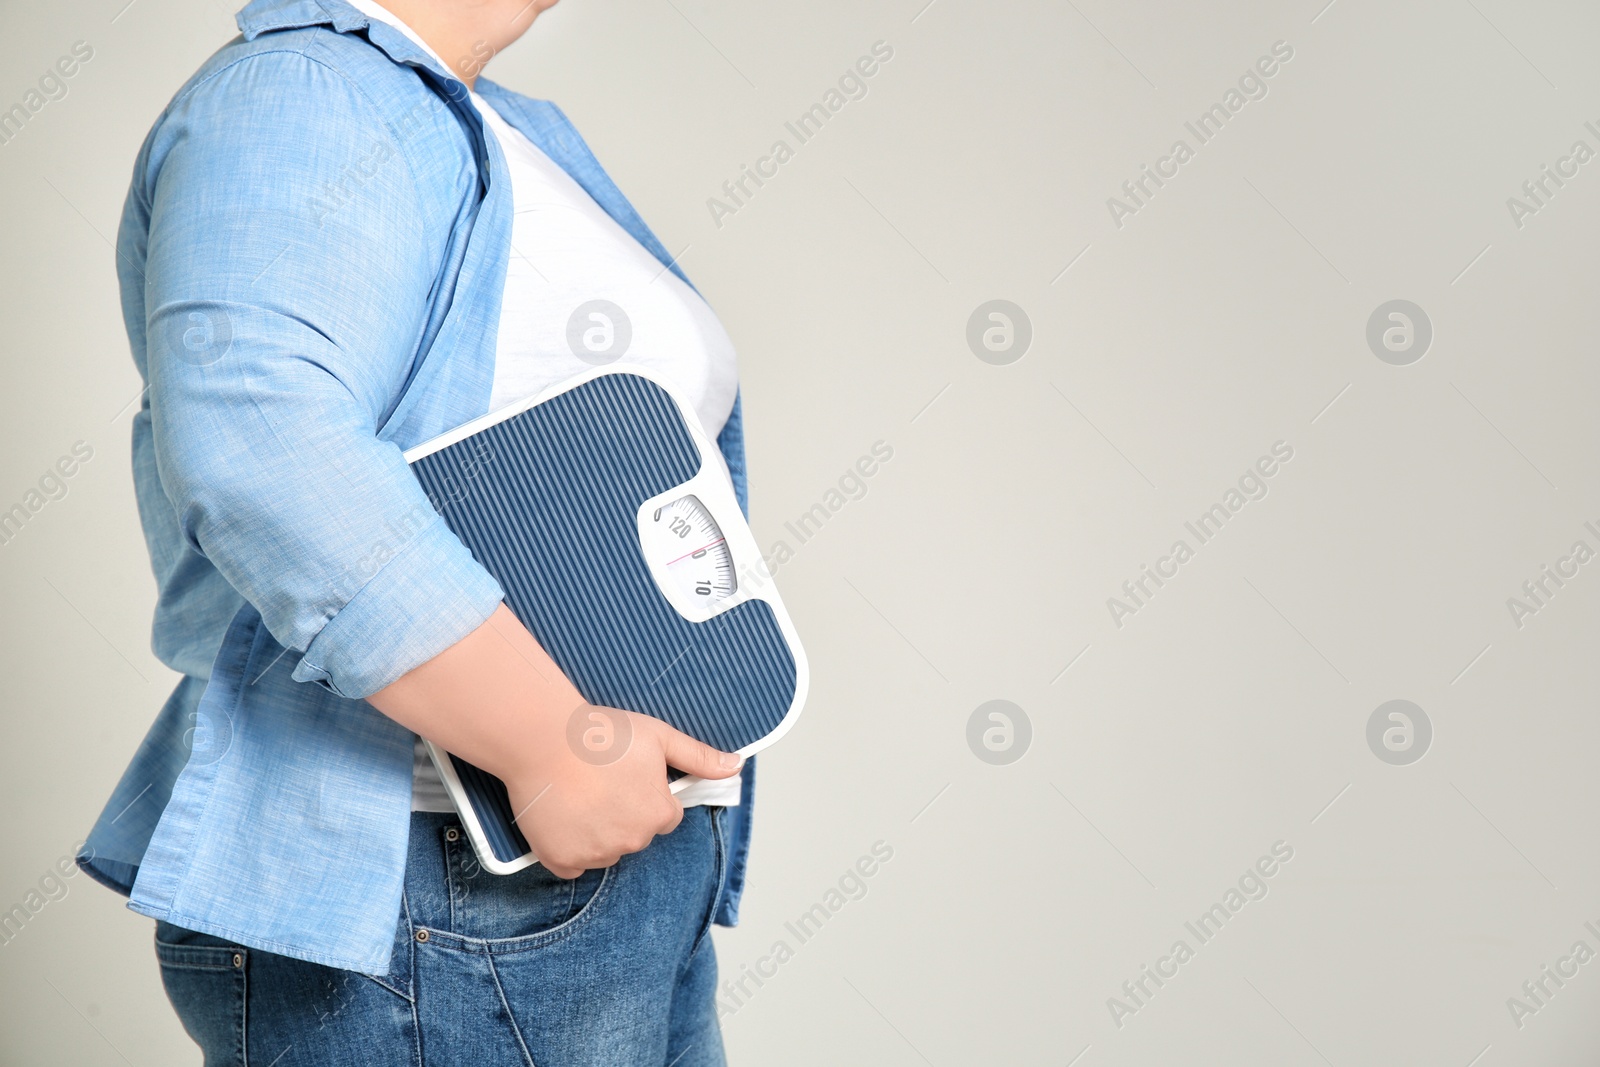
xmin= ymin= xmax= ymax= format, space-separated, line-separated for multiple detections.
xmin=654 ymin=720 xmax=743 ymax=780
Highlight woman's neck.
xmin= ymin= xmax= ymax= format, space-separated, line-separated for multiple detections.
xmin=362 ymin=0 xmax=553 ymax=89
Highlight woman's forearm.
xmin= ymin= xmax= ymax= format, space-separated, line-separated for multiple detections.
xmin=366 ymin=603 xmax=577 ymax=783
xmin=366 ymin=602 xmax=741 ymax=878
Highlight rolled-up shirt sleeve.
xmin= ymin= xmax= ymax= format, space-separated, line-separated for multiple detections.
xmin=142 ymin=49 xmax=502 ymax=698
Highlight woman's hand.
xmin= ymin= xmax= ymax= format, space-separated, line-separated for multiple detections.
xmin=367 ymin=604 xmax=743 ymax=877
xmin=502 ymin=708 xmax=741 ymax=879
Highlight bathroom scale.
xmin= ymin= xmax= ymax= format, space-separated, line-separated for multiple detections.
xmin=403 ymin=365 xmax=808 ymax=874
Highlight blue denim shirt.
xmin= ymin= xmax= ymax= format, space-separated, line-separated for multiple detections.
xmin=79 ymin=0 xmax=755 ymax=975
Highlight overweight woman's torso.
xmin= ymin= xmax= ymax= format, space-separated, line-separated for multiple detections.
xmin=345 ymin=0 xmax=742 ymax=811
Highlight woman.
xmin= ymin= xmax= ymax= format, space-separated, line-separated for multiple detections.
xmin=78 ymin=1 xmax=758 ymax=1062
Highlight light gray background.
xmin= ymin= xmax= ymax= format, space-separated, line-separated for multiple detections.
xmin=3 ymin=0 xmax=1598 ymax=1063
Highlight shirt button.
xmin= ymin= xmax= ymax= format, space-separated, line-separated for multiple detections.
xmin=415 ymin=929 xmax=430 ymax=943
xmin=445 ymin=828 xmax=460 ymax=843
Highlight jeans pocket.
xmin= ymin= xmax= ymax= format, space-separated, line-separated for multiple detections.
xmin=439 ymin=821 xmax=612 ymax=946
xmin=154 ymin=922 xmax=246 ymax=1067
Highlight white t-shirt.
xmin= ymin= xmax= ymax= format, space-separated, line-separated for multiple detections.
xmin=345 ymin=0 xmax=742 ymax=812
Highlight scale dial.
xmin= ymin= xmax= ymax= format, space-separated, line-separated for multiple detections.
xmin=645 ymin=494 xmax=737 ymax=609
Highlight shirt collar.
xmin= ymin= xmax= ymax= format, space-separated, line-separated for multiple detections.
xmin=234 ymin=0 xmax=456 ymax=84
xmin=342 ymin=0 xmax=462 ymax=73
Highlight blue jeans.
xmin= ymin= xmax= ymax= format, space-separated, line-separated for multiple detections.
xmin=155 ymin=807 xmax=729 ymax=1066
